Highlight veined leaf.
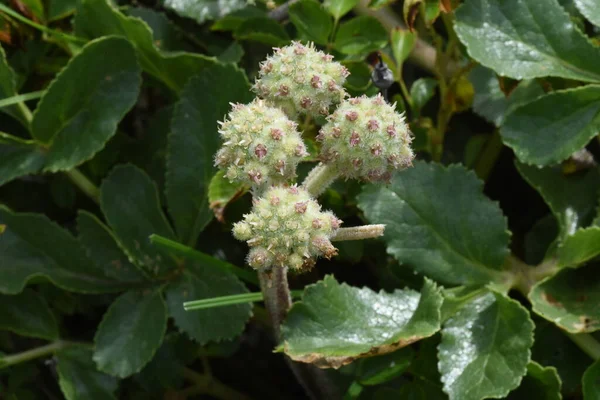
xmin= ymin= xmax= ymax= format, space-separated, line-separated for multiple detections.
xmin=506 ymin=361 xmax=562 ymax=400
xmin=574 ymin=0 xmax=600 ymax=27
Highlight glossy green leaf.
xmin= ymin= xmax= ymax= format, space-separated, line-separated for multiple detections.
xmin=31 ymin=37 xmax=141 ymax=172
xmin=0 ymin=47 xmax=27 ymax=125
xmin=411 ymin=78 xmax=438 ymax=116
xmin=163 ymin=0 xmax=246 ymax=24
xmin=0 ymin=206 xmax=124 ymax=294
xmin=343 ymin=61 xmax=372 ymax=92
xmin=289 ymin=0 xmax=333 ymax=45
xmin=501 ymin=86 xmax=600 ymax=166
xmin=334 ymin=16 xmax=388 ymax=55
xmin=438 ymin=292 xmax=535 ymax=400
xmin=77 ymin=211 xmax=147 ymax=283
xmin=390 ymin=28 xmax=416 ymax=66
xmin=357 ymin=161 xmax=510 ymax=285
xmin=100 ymin=164 xmax=178 ymax=277
xmin=281 ymin=277 xmax=443 ymax=369
xmin=165 ymin=261 xmax=252 ymax=344
xmin=507 ymin=361 xmax=562 ymax=400
xmin=234 ymin=17 xmax=290 ymax=46
xmin=530 ymin=263 xmax=600 ymax=333
xmin=94 ymin=289 xmax=167 ymax=377
xmin=0 ymin=289 xmax=58 ymax=340
xmin=0 ymin=133 xmax=45 ymax=187
xmin=469 ymin=65 xmax=544 ymax=127
xmin=557 ymin=227 xmax=600 ymax=268
xmin=515 ymin=161 xmax=600 ymax=240
xmin=574 ymin=0 xmax=600 ymax=27
xmin=75 ymin=0 xmax=216 ymax=92
xmin=166 ymin=64 xmax=252 ymax=245
xmin=454 ymin=0 xmax=600 ymax=82
xmin=56 ymin=346 xmax=118 ymax=400
xmin=208 ymin=170 xmax=247 ymax=223
xmin=323 ymin=0 xmax=360 ymax=20
xmin=583 ymin=359 xmax=600 ymax=399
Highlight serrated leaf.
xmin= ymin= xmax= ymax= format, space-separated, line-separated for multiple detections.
xmin=289 ymin=0 xmax=333 ymax=45
xmin=454 ymin=0 xmax=600 ymax=82
xmin=100 ymin=164 xmax=178 ymax=277
xmin=0 ymin=206 xmax=124 ymax=294
xmin=165 ymin=261 xmax=251 ymax=344
xmin=163 ymin=0 xmax=246 ymax=24
xmin=507 ymin=361 xmax=562 ymax=400
xmin=75 ymin=0 xmax=216 ymax=93
xmin=93 ymin=289 xmax=167 ymax=378
xmin=530 ymin=263 xmax=600 ymax=333
xmin=357 ymin=161 xmax=510 ymax=285
xmin=469 ymin=65 xmax=544 ymax=127
xmin=30 ymin=37 xmax=141 ymax=172
xmin=0 ymin=288 xmax=58 ymax=340
xmin=234 ymin=17 xmax=290 ymax=46
xmin=574 ymin=0 xmax=600 ymax=27
xmin=0 ymin=46 xmax=27 ymax=125
xmin=323 ymin=0 xmax=360 ymax=20
xmin=557 ymin=227 xmax=600 ymax=268
xmin=515 ymin=161 xmax=600 ymax=240
xmin=501 ymin=86 xmax=600 ymax=166
xmin=0 ymin=133 xmax=45 ymax=187
xmin=438 ymin=292 xmax=534 ymax=400
xmin=281 ymin=277 xmax=443 ymax=369
xmin=166 ymin=64 xmax=252 ymax=245
xmin=334 ymin=16 xmax=388 ymax=56
xmin=208 ymin=170 xmax=247 ymax=223
xmin=56 ymin=346 xmax=118 ymax=400
xmin=583 ymin=359 xmax=600 ymax=399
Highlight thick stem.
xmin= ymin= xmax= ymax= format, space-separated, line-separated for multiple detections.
xmin=331 ymin=224 xmax=385 ymax=241
xmin=0 ymin=340 xmax=75 ymax=368
xmin=65 ymin=168 xmax=100 ymax=204
xmin=302 ymin=163 xmax=339 ymax=198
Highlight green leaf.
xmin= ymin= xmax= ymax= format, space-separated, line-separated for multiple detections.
xmin=343 ymin=61 xmax=372 ymax=92
xmin=583 ymin=359 xmax=600 ymax=399
xmin=390 ymin=28 xmax=416 ymax=66
xmin=0 ymin=47 xmax=27 ymax=125
xmin=323 ymin=0 xmax=360 ymax=20
xmin=530 ymin=263 xmax=600 ymax=333
xmin=166 ymin=64 xmax=252 ymax=245
xmin=0 ymin=206 xmax=124 ymax=294
xmin=515 ymin=161 xmax=600 ymax=241
xmin=208 ymin=170 xmax=247 ymax=223
xmin=75 ymin=0 xmax=216 ymax=93
xmin=438 ymin=292 xmax=535 ymax=400
xmin=100 ymin=164 xmax=178 ymax=277
xmin=281 ymin=277 xmax=443 ymax=368
xmin=355 ymin=347 xmax=414 ymax=386
xmin=234 ymin=17 xmax=290 ymax=46
xmin=0 ymin=133 xmax=45 ymax=187
xmin=135 ymin=333 xmax=191 ymax=392
xmin=163 ymin=0 xmax=246 ymax=24
xmin=557 ymin=227 xmax=600 ymax=268
xmin=454 ymin=0 xmax=600 ymax=82
xmin=127 ymin=8 xmax=185 ymax=52
xmin=30 ymin=37 xmax=141 ymax=172
xmin=48 ymin=0 xmax=76 ymax=21
xmin=469 ymin=65 xmax=544 ymax=127
xmin=77 ymin=211 xmax=148 ymax=283
xmin=210 ymin=7 xmax=266 ymax=31
xmin=574 ymin=0 xmax=600 ymax=27
xmin=507 ymin=361 xmax=562 ymax=400
xmin=289 ymin=0 xmax=333 ymax=45
xmin=165 ymin=261 xmax=252 ymax=344
xmin=56 ymin=346 xmax=118 ymax=400
xmin=403 ymin=0 xmax=441 ymax=28
xmin=93 ymin=289 xmax=167 ymax=378
xmin=357 ymin=161 xmax=510 ymax=285
xmin=334 ymin=16 xmax=388 ymax=56
xmin=410 ymin=78 xmax=438 ymax=116
xmin=501 ymin=86 xmax=600 ymax=166
xmin=0 ymin=289 xmax=58 ymax=340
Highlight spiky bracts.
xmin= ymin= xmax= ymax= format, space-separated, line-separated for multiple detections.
xmin=253 ymin=41 xmax=349 ymax=119
xmin=215 ymin=99 xmax=308 ymax=188
xmin=317 ymin=94 xmax=414 ymax=182
xmin=232 ymin=186 xmax=342 ymax=271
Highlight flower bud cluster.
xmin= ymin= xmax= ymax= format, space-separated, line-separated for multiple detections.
xmin=232 ymin=185 xmax=342 ymax=271
xmin=253 ymin=41 xmax=349 ymax=118
xmin=215 ymin=99 xmax=308 ymax=187
xmin=317 ymin=94 xmax=414 ymax=182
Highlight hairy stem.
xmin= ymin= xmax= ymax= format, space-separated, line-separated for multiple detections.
xmin=331 ymin=224 xmax=386 ymax=241
xmin=65 ymin=168 xmax=100 ymax=204
xmin=302 ymin=163 xmax=339 ymax=198
xmin=181 ymin=367 xmax=251 ymax=400
xmin=0 ymin=340 xmax=76 ymax=368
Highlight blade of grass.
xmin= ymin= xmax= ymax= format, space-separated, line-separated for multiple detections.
xmin=184 ymin=290 xmax=303 ymax=311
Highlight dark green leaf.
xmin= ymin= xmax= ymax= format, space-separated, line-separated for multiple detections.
xmin=558 ymin=227 xmax=600 ymax=268
xmin=334 ymin=16 xmax=388 ymax=56
xmin=48 ymin=0 xmax=76 ymax=21
xmin=323 ymin=0 xmax=360 ymax=20
xmin=289 ymin=0 xmax=333 ymax=45
xmin=356 ymin=347 xmax=414 ymax=386
xmin=234 ymin=17 xmax=290 ymax=46
xmin=165 ymin=261 xmax=251 ymax=344
xmin=574 ymin=0 xmax=600 ymax=27
xmin=357 ymin=161 xmax=510 ymax=285
xmin=454 ymin=0 xmax=600 ymax=82
xmin=166 ymin=64 xmax=252 ymax=245
xmin=501 ymin=86 xmax=600 ymax=166
xmin=94 ymin=289 xmax=167 ymax=377
xmin=0 ymin=289 xmax=58 ymax=340
xmin=127 ymin=8 xmax=186 ymax=52
xmin=163 ymin=0 xmax=246 ymax=24
xmin=583 ymin=359 xmax=600 ymax=399
xmin=210 ymin=7 xmax=266 ymax=31
xmin=438 ymin=292 xmax=535 ymax=400
xmin=403 ymin=0 xmax=441 ymax=28
xmin=0 ymin=133 xmax=45 ymax=187
xmin=56 ymin=346 xmax=118 ymax=400
xmin=530 ymin=263 xmax=600 ymax=333
xmin=100 ymin=164 xmax=178 ymax=277
xmin=390 ymin=28 xmax=416 ymax=66
xmin=208 ymin=170 xmax=247 ymax=223
xmin=0 ymin=47 xmax=27 ymax=125
xmin=343 ymin=61 xmax=372 ymax=92
xmin=281 ymin=277 xmax=443 ymax=368
xmin=75 ymin=0 xmax=216 ymax=93
xmin=0 ymin=206 xmax=124 ymax=294
xmin=507 ymin=361 xmax=561 ymax=400
xmin=135 ymin=333 xmax=190 ymax=392
xmin=410 ymin=78 xmax=437 ymax=116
